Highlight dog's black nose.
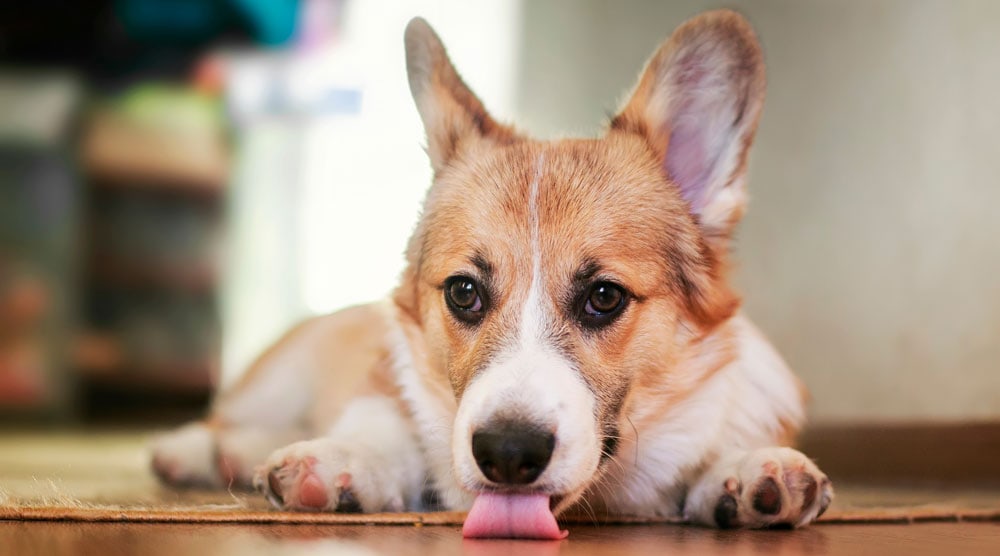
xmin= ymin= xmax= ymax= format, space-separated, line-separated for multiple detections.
xmin=471 ymin=420 xmax=555 ymax=485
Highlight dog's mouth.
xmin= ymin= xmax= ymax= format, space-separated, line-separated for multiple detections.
xmin=462 ymin=491 xmax=568 ymax=540
xmin=460 ymin=433 xmax=610 ymax=539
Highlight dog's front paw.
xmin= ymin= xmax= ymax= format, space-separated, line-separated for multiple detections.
xmin=687 ymin=447 xmax=833 ymax=529
xmin=253 ymin=438 xmax=407 ymax=513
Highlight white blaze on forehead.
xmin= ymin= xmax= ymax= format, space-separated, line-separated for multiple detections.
xmin=521 ymin=152 xmax=546 ymax=343
xmin=451 ymin=151 xmax=602 ymax=495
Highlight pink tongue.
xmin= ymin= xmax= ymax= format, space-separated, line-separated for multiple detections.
xmin=462 ymin=493 xmax=568 ymax=540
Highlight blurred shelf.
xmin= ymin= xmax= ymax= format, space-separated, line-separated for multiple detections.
xmin=0 ymin=359 xmax=47 ymax=408
xmin=73 ymin=331 xmax=215 ymax=396
xmin=89 ymin=174 xmax=227 ymax=199
xmin=72 ymin=331 xmax=124 ymax=373
xmin=88 ymin=255 xmax=217 ymax=293
xmin=81 ymin=111 xmax=229 ymax=196
xmin=74 ymin=98 xmax=226 ymax=424
xmin=79 ymin=377 xmax=213 ymax=424
xmin=78 ymin=363 xmax=214 ymax=395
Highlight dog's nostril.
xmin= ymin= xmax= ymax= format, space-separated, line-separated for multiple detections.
xmin=471 ymin=419 xmax=555 ymax=485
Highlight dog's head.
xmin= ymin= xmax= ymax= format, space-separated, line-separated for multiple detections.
xmin=393 ymin=10 xmax=765 ymax=527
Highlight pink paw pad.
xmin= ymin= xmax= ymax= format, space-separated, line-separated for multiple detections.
xmin=266 ymin=456 xmax=334 ymax=510
xmin=297 ymin=473 xmax=329 ymax=508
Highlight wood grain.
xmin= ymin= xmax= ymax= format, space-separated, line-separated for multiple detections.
xmin=2 ymin=521 xmax=999 ymax=556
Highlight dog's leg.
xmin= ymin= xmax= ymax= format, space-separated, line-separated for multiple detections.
xmin=150 ymin=423 xmax=308 ymax=489
xmin=684 ymin=447 xmax=833 ymax=529
xmin=150 ymin=307 xmax=391 ymax=489
xmin=149 ymin=332 xmax=317 ymax=489
xmin=254 ymin=395 xmax=425 ymax=513
xmin=149 ymin=362 xmax=313 ymax=489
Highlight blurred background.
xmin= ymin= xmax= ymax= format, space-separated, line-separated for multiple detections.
xmin=0 ymin=0 xmax=997 ymax=429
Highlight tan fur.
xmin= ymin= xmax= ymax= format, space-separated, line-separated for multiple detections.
xmin=216 ymin=304 xmax=394 ymax=429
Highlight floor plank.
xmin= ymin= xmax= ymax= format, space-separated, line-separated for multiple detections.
xmin=2 ymin=521 xmax=999 ymax=556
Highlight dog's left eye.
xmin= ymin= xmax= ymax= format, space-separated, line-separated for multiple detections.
xmin=579 ymin=282 xmax=628 ymax=328
xmin=444 ymin=276 xmax=485 ymax=323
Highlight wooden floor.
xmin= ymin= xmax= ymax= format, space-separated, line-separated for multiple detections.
xmin=2 ymin=520 xmax=998 ymax=556
xmin=1 ymin=430 xmax=998 ymax=555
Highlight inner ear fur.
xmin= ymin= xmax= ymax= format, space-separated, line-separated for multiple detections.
xmin=611 ymin=9 xmax=766 ymax=246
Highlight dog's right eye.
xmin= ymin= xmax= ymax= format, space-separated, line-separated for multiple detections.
xmin=444 ymin=276 xmax=485 ymax=323
xmin=577 ymin=281 xmax=628 ymax=329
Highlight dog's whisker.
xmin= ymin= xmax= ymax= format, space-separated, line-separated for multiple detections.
xmin=575 ymin=491 xmax=601 ymax=526
xmin=625 ymin=415 xmax=640 ymax=467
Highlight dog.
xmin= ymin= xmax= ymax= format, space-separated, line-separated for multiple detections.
xmin=151 ymin=10 xmax=833 ymax=538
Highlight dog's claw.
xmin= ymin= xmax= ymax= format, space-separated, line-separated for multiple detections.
xmin=267 ymin=470 xmax=285 ymax=504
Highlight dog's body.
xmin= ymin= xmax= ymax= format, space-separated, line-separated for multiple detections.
xmin=152 ymin=11 xmax=832 ymax=535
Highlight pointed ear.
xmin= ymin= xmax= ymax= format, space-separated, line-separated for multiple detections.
xmin=612 ymin=10 xmax=765 ymax=244
xmin=405 ymin=18 xmax=518 ymax=172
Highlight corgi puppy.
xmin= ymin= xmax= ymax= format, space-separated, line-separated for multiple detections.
xmin=151 ymin=10 xmax=832 ymax=538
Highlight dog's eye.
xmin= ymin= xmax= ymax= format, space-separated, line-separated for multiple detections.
xmin=579 ymin=282 xmax=627 ymax=328
xmin=445 ymin=276 xmax=484 ymax=323
xmin=587 ymin=283 xmax=624 ymax=314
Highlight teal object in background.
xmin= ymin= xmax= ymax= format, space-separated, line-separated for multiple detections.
xmin=116 ymin=0 xmax=300 ymax=46
xmin=230 ymin=0 xmax=300 ymax=46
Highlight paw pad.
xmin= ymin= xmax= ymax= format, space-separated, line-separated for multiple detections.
xmin=332 ymin=473 xmax=363 ymax=513
xmin=336 ymin=488 xmax=363 ymax=513
xmin=714 ymin=494 xmax=740 ymax=529
xmin=297 ymin=473 xmax=330 ymax=508
xmin=751 ymin=476 xmax=782 ymax=515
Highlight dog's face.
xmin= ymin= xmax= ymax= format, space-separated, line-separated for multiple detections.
xmin=394 ymin=11 xmax=765 ymax=512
